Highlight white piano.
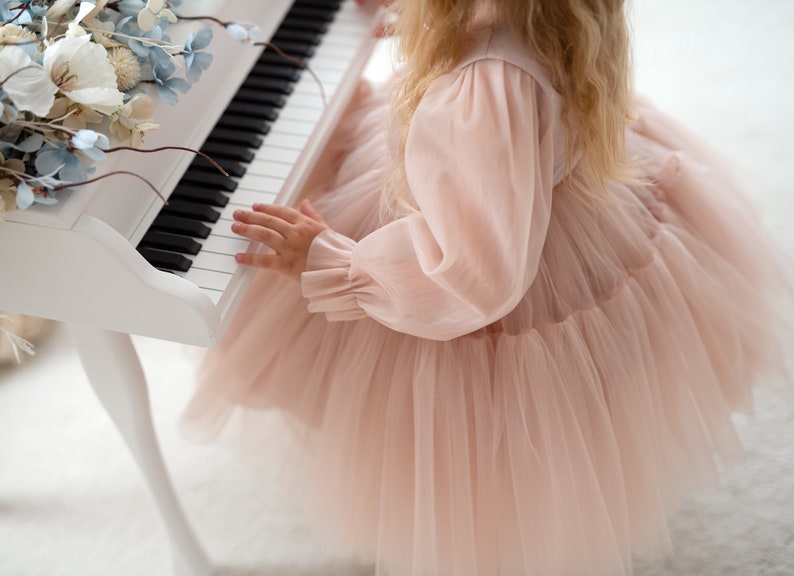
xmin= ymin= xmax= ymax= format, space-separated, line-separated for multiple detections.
xmin=0 ymin=0 xmax=381 ymax=574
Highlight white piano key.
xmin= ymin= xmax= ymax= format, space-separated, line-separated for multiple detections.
xmin=191 ymin=251 xmax=238 ymax=275
xmin=201 ymin=289 xmax=224 ymax=305
xmin=218 ymin=204 xmax=240 ymax=221
xmin=201 ymin=234 xmax=250 ymax=255
xmin=269 ymin=118 xmax=316 ymax=138
xmin=282 ymin=90 xmax=327 ymax=111
xmin=236 ymin=173 xmax=284 ymax=194
xmin=251 ymin=146 xmax=301 ymax=166
xmin=229 ymin=188 xmax=280 ymax=207
xmin=263 ymin=132 xmax=309 ymax=151
xmin=294 ymin=74 xmax=344 ymax=97
xmin=278 ymin=102 xmax=324 ymax=124
xmin=246 ymin=158 xmax=294 ymax=179
xmin=180 ymin=267 xmax=233 ymax=293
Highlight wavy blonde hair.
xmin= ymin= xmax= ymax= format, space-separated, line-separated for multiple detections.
xmin=386 ymin=0 xmax=636 ymax=210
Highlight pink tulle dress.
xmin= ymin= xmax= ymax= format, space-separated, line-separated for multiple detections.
xmin=182 ymin=28 xmax=791 ymax=576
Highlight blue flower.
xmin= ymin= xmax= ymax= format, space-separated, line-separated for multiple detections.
xmin=152 ymin=62 xmax=190 ymax=105
xmin=116 ymin=0 xmax=146 ymax=16
xmin=0 ymin=2 xmax=33 ymax=26
xmin=183 ymin=28 xmax=213 ymax=83
xmin=119 ymin=19 xmax=173 ymax=70
xmin=14 ymin=180 xmax=35 ymax=210
xmin=35 ymin=142 xmax=90 ymax=185
xmin=0 ymin=133 xmax=43 ymax=155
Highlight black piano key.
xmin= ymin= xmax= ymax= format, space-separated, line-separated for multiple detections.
xmin=257 ymin=51 xmax=307 ymax=69
xmin=138 ymin=0 xmax=349 ymax=270
xmin=241 ymin=76 xmax=294 ymax=95
xmin=250 ymin=63 xmax=302 ymax=82
xmin=224 ymin=101 xmax=279 ymax=122
xmin=293 ymin=0 xmax=344 ymax=8
xmin=139 ymin=230 xmax=202 ymax=255
xmin=138 ymin=247 xmax=193 ymax=272
xmin=265 ymin=40 xmax=315 ymax=59
xmin=233 ymin=88 xmax=287 ymax=108
xmin=271 ymin=29 xmax=323 ymax=46
xmin=170 ymin=185 xmax=230 ymax=207
xmin=161 ymin=199 xmax=222 ymax=223
xmin=190 ymin=155 xmax=246 ymax=178
xmin=200 ymin=142 xmax=255 ymax=163
xmin=216 ymin=114 xmax=271 ymax=136
xmin=151 ymin=214 xmax=212 ymax=239
xmin=208 ymin=127 xmax=263 ymax=148
xmin=180 ymin=170 xmax=238 ymax=192
xmin=280 ymin=16 xmax=329 ymax=34
xmin=291 ymin=0 xmax=338 ymax=7
xmin=287 ymin=7 xmax=336 ymax=22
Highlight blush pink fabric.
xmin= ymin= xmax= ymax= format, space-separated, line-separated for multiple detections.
xmin=182 ymin=28 xmax=791 ymax=576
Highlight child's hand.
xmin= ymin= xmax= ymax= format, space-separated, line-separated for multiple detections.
xmin=232 ymin=199 xmax=329 ymax=281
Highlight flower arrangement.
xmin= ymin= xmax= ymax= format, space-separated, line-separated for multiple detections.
xmin=0 ymin=0 xmax=264 ymax=218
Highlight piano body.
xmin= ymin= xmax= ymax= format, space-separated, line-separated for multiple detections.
xmin=0 ymin=0 xmax=381 ymax=574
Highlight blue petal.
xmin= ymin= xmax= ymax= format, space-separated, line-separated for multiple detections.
xmin=186 ymin=53 xmax=213 ymax=83
xmin=59 ymin=159 xmax=89 ymax=184
xmin=17 ymin=134 xmax=44 ymax=153
xmin=188 ymin=28 xmax=213 ymax=51
xmin=35 ymin=147 xmax=69 ymax=176
xmin=15 ymin=181 xmax=34 ymax=210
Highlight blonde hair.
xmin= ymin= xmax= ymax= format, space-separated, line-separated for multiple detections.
xmin=386 ymin=0 xmax=636 ymax=210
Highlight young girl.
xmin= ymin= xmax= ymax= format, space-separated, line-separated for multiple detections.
xmin=182 ymin=0 xmax=791 ymax=574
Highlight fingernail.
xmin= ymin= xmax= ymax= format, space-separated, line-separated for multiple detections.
xmin=233 ymin=209 xmax=242 ymax=219
xmin=231 ymin=222 xmax=241 ymax=232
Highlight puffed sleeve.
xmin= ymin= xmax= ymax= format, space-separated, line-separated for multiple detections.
xmin=301 ymin=58 xmax=556 ymax=340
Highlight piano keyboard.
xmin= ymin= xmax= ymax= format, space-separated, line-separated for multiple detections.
xmin=136 ymin=0 xmax=373 ymax=305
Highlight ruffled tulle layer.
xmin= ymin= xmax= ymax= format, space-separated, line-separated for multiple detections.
xmin=182 ymin=87 xmax=790 ymax=576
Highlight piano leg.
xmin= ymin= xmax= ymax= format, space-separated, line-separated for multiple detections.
xmin=70 ymin=324 xmax=213 ymax=576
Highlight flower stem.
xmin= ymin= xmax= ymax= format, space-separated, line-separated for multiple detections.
xmin=51 ymin=171 xmax=168 ymax=204
xmin=104 ymin=145 xmax=229 ymax=177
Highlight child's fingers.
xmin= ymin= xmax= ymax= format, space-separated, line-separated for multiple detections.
xmin=299 ymin=199 xmax=326 ymax=225
xmin=235 ymin=251 xmax=287 ymax=273
xmin=234 ymin=208 xmax=291 ymax=239
xmin=231 ymin=221 xmax=289 ymax=253
xmin=250 ymin=202 xmax=301 ymax=224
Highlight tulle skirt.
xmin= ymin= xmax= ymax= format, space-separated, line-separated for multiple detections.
xmin=181 ymin=84 xmax=791 ymax=576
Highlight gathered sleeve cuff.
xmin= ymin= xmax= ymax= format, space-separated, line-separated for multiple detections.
xmin=301 ymin=229 xmax=368 ymax=321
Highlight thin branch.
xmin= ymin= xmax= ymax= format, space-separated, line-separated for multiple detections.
xmin=104 ymin=145 xmax=229 ymax=176
xmin=50 ymin=170 xmax=168 ymax=204
xmin=5 ymin=1 xmax=33 ymax=25
xmin=253 ymin=41 xmax=327 ymax=108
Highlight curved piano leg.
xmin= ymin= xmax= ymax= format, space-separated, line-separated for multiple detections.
xmin=70 ymin=324 xmax=214 ymax=576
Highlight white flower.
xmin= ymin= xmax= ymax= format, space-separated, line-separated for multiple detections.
xmin=0 ymin=23 xmax=37 ymax=46
xmin=0 ymin=46 xmax=59 ymax=116
xmin=46 ymin=0 xmax=80 ymax=20
xmin=0 ymin=153 xmax=24 ymax=218
xmin=110 ymin=93 xmax=160 ymax=147
xmin=42 ymin=35 xmax=124 ymax=115
xmin=226 ymin=21 xmax=263 ymax=45
xmin=138 ymin=0 xmax=178 ymax=32
xmin=107 ymin=46 xmax=141 ymax=91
